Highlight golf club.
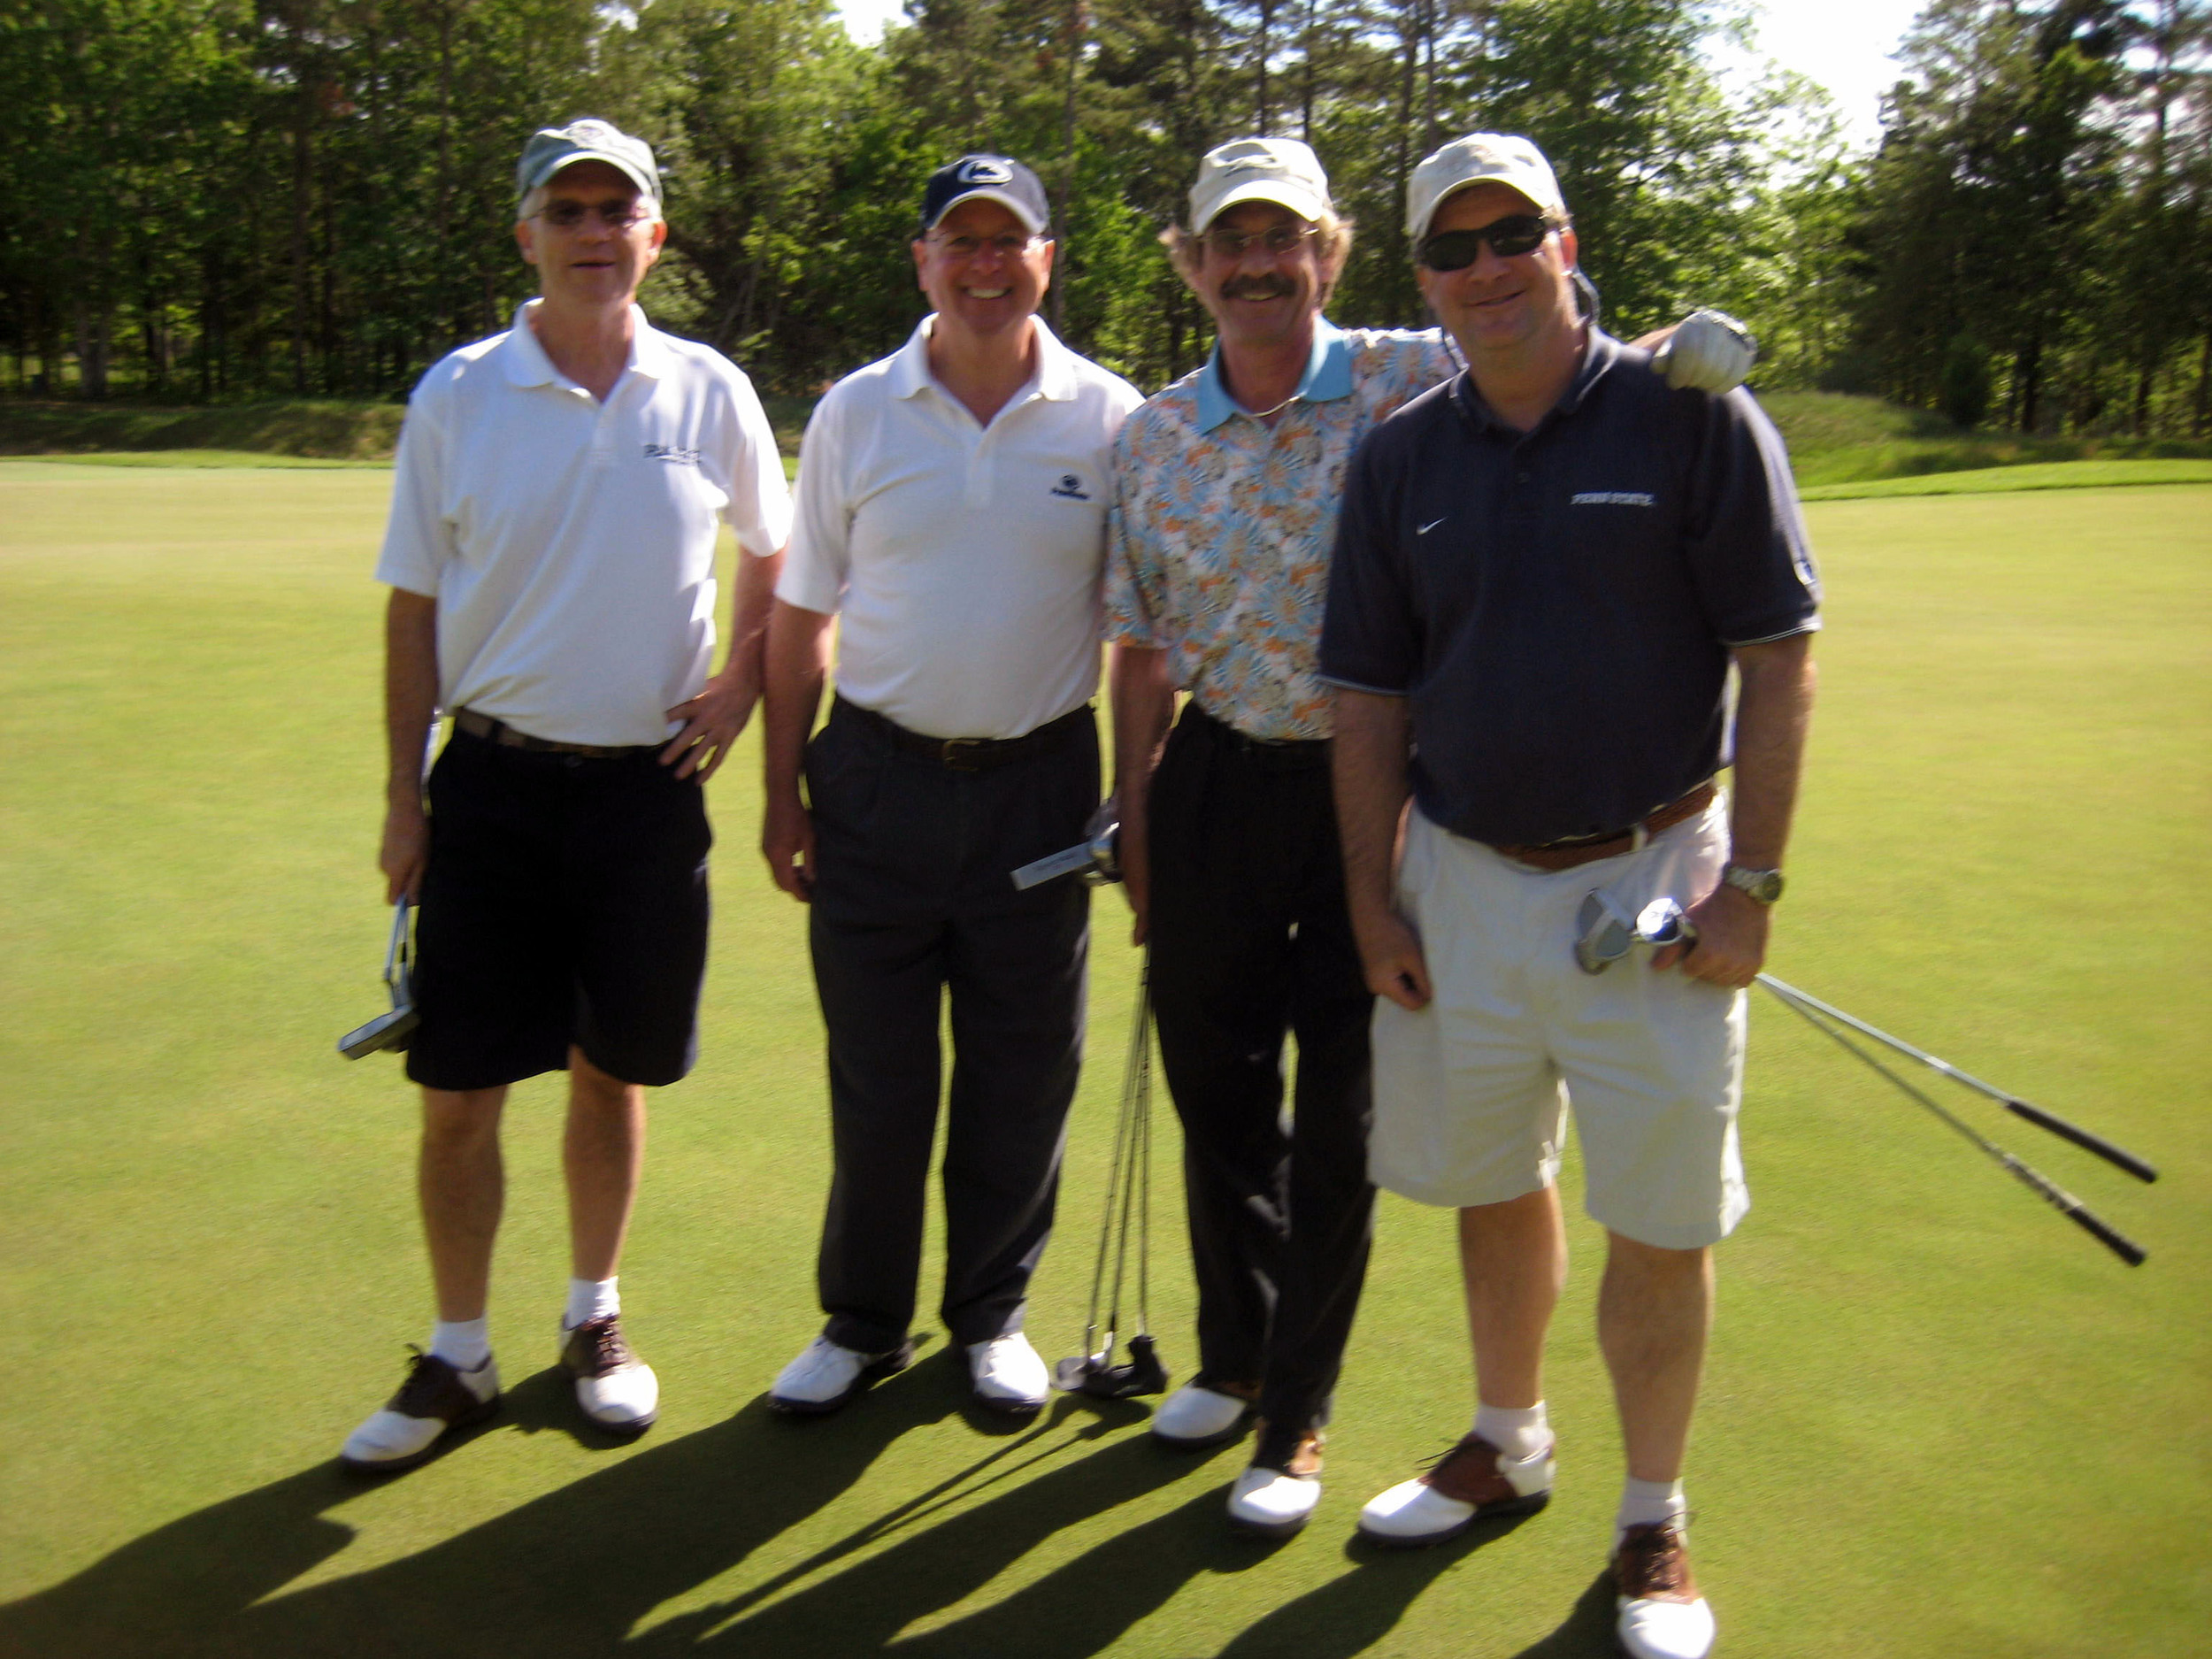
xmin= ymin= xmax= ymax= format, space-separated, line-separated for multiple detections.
xmin=1012 ymin=803 xmax=1122 ymax=892
xmin=337 ymin=895 xmax=419 ymax=1058
xmin=1053 ymin=963 xmax=1170 ymax=1399
xmin=1575 ymin=894 xmax=2152 ymax=1265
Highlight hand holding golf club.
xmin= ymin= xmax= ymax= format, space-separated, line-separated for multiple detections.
xmin=1647 ymin=881 xmax=1767 ymax=988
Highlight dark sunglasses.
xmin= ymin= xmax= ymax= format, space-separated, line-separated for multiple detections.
xmin=1417 ymin=213 xmax=1555 ymax=271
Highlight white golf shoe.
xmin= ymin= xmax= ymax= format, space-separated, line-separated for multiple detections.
xmin=340 ymin=1349 xmax=500 ymax=1473
xmin=1357 ymin=1432 xmax=1554 ymax=1546
xmin=1225 ymin=1423 xmax=1324 ymax=1538
xmin=1614 ymin=1521 xmax=1716 ymax=1659
xmin=560 ymin=1315 xmax=658 ymax=1434
xmin=967 ymin=1333 xmax=1050 ymax=1415
xmin=769 ymin=1333 xmax=914 ymax=1415
xmin=1149 ymin=1379 xmax=1258 ymax=1449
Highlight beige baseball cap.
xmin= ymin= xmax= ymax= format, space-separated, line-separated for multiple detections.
xmin=1187 ymin=138 xmax=1333 ymax=233
xmin=1405 ymin=133 xmax=1566 ymax=243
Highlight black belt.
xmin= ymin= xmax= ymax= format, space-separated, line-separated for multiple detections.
xmin=833 ymin=695 xmax=1091 ymax=772
xmin=1182 ymin=699 xmax=1330 ymax=771
xmin=452 ymin=708 xmax=658 ymax=759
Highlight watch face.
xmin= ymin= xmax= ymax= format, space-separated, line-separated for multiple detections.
xmin=1729 ymin=865 xmax=1785 ymax=905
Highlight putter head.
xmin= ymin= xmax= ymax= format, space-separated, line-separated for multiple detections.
xmin=1574 ymin=891 xmax=1633 ymax=974
xmin=339 ymin=1002 xmax=418 ymax=1058
xmin=1081 ymin=807 xmax=1122 ymax=887
xmin=1051 ymin=1334 xmax=1168 ymax=1399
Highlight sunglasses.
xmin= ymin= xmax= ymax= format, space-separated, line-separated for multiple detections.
xmin=1417 ymin=213 xmax=1556 ymax=271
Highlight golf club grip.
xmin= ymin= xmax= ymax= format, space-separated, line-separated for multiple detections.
xmin=2001 ymin=1156 xmax=2147 ymax=1266
xmin=2003 ymin=1099 xmax=2159 ymax=1183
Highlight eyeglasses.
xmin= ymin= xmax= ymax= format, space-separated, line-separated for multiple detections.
xmin=1417 ymin=214 xmax=1556 ymax=271
xmin=930 ymin=232 xmax=1047 ymax=259
xmin=1202 ymin=223 xmax=1319 ymax=260
xmin=537 ymin=202 xmax=655 ymax=232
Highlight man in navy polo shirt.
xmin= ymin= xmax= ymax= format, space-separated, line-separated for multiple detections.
xmin=1322 ymin=134 xmax=1818 ymax=1659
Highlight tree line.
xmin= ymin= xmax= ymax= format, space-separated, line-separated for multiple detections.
xmin=4 ymin=0 xmax=2207 ymax=434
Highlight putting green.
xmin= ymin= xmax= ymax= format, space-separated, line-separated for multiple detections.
xmin=1 ymin=470 xmax=2206 ymax=1656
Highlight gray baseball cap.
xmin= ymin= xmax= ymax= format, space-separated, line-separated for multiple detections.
xmin=516 ymin=119 xmax=662 ymax=206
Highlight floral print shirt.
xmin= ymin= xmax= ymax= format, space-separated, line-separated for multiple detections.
xmin=1105 ymin=319 xmax=1457 ymax=740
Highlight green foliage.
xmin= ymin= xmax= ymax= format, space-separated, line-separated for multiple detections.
xmin=8 ymin=0 xmax=2208 ymax=424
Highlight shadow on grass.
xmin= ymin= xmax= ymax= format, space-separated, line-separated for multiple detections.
xmin=0 ymin=1348 xmax=1571 ymax=1658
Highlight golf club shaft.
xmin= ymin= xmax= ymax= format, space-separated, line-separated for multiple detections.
xmin=1756 ymin=974 xmax=2156 ymax=1183
xmin=1763 ymin=983 xmax=2147 ymax=1266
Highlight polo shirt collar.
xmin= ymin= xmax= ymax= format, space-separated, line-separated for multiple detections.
xmin=891 ymin=313 xmax=1078 ymax=404
xmin=500 ymin=301 xmax=671 ymax=388
xmin=1450 ymin=325 xmax=1624 ymax=434
xmin=1194 ymin=316 xmax=1354 ymax=433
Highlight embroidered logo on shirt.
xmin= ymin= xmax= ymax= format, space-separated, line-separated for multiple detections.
xmin=1050 ymin=473 xmax=1091 ymax=500
xmin=1417 ymin=517 xmax=1448 ymax=534
xmin=644 ymin=443 xmax=702 ymax=465
xmin=1571 ymin=490 xmax=1655 ymax=507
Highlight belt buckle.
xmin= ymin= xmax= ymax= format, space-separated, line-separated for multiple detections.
xmin=941 ymin=737 xmax=983 ymax=771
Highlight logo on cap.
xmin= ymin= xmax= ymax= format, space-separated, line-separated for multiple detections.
xmin=958 ymin=159 xmax=1014 ymax=186
xmin=568 ymin=119 xmax=617 ymax=148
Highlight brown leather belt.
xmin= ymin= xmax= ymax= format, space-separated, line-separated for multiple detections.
xmin=452 ymin=708 xmax=658 ymax=760
xmin=1488 ymin=780 xmax=1717 ymax=872
xmin=834 ymin=695 xmax=1091 ymax=772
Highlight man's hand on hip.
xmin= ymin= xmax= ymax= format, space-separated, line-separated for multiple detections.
xmin=662 ymin=664 xmax=759 ymax=782
xmin=1653 ymin=882 xmax=1767 ymax=989
xmin=1353 ymin=908 xmax=1433 ymax=1011
xmin=381 ymin=799 xmax=428 ymax=904
xmin=761 ymin=790 xmax=816 ymax=902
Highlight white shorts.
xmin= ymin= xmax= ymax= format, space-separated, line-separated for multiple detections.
xmin=1369 ymin=803 xmax=1748 ymax=1249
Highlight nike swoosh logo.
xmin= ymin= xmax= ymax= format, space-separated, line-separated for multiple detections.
xmin=1417 ymin=518 xmax=1447 ymax=534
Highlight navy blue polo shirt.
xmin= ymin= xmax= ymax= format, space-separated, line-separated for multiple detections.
xmin=1317 ymin=329 xmax=1819 ymax=848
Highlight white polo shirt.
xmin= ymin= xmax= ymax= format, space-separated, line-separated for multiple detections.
xmin=778 ymin=316 xmax=1143 ymax=740
xmin=376 ymin=302 xmax=792 ymax=747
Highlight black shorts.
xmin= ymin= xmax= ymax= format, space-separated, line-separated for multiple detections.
xmin=405 ymin=726 xmax=712 ymax=1092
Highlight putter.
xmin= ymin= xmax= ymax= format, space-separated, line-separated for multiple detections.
xmin=1053 ymin=964 xmax=1171 ymax=1399
xmin=1011 ymin=802 xmax=1123 ymax=892
xmin=338 ymin=896 xmax=419 ymax=1058
xmin=1574 ymin=893 xmax=2152 ymax=1264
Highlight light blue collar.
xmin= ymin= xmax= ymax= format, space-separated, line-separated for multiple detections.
xmin=1194 ymin=317 xmax=1353 ymax=432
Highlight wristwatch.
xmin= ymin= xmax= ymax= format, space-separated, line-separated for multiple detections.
xmin=1722 ymin=864 xmax=1786 ymax=906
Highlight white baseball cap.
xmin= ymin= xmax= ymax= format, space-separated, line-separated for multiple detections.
xmin=1187 ymin=138 xmax=1333 ymax=233
xmin=1405 ymin=133 xmax=1566 ymax=243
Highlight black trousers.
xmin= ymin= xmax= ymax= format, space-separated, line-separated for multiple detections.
xmin=805 ymin=699 xmax=1098 ymax=1355
xmin=1147 ymin=703 xmax=1377 ymax=1433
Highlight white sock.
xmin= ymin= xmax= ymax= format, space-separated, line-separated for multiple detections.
xmin=1472 ymin=1401 xmax=1551 ymax=1461
xmin=428 ymin=1317 xmax=491 ymax=1371
xmin=1617 ymin=1476 xmax=1687 ymax=1545
xmin=564 ymin=1277 xmax=619 ymax=1331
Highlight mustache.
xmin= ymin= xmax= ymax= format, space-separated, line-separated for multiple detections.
xmin=1220 ymin=278 xmax=1294 ymax=301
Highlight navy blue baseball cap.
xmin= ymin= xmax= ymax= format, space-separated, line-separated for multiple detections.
xmin=920 ymin=155 xmax=1051 ymax=236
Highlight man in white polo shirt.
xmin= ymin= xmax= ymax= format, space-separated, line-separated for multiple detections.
xmin=760 ymin=155 xmax=1141 ymax=1417
xmin=341 ymin=118 xmax=791 ymax=1474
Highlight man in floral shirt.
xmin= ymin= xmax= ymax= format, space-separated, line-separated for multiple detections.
xmin=1104 ymin=136 xmax=1753 ymax=1540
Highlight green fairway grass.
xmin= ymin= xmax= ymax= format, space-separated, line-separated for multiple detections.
xmin=1 ymin=471 xmax=2206 ymax=1656
xmin=1798 ymin=457 xmax=2212 ymax=501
